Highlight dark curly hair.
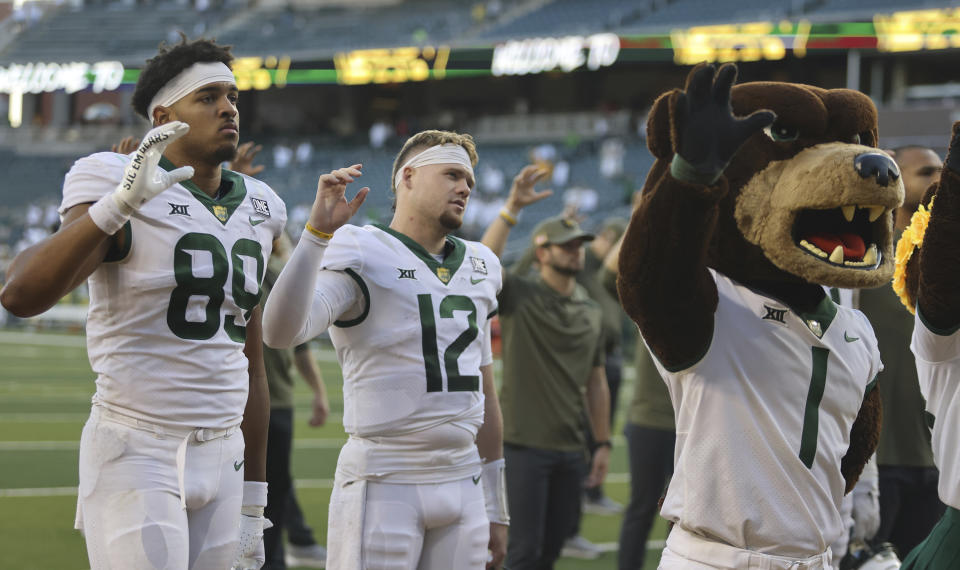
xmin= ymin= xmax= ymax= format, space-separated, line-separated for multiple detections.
xmin=131 ymin=34 xmax=234 ymax=121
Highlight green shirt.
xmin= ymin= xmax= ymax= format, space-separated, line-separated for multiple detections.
xmin=498 ymin=272 xmax=605 ymax=452
xmin=627 ymin=337 xmax=675 ymax=430
xmin=260 ymin=262 xmax=306 ymax=410
xmin=859 ymin=282 xmax=935 ymax=467
xmin=577 ymin=249 xmax=626 ymax=354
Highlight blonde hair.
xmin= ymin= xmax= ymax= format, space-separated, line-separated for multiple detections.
xmin=390 ymin=130 xmax=479 ymax=194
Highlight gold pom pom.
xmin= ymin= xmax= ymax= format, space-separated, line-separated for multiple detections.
xmin=892 ymin=197 xmax=935 ymax=314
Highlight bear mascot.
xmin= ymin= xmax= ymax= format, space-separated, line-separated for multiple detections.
xmin=617 ymin=63 xmax=904 ymax=569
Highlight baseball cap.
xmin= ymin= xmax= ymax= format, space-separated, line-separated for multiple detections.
xmin=532 ymin=216 xmax=595 ymax=246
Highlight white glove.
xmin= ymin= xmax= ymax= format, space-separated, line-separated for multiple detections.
xmin=232 ymin=513 xmax=272 ymax=570
xmin=88 ymin=121 xmax=194 ymax=234
xmin=850 ymin=487 xmax=880 ymax=541
xmin=231 ymin=481 xmax=271 ymax=570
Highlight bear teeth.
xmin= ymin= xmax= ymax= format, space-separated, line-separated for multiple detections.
xmin=800 ymin=239 xmax=828 ymax=259
xmin=829 ymin=245 xmax=845 ymax=264
xmin=800 ymin=240 xmax=880 ymax=267
xmin=838 ymin=205 xmax=886 ymax=223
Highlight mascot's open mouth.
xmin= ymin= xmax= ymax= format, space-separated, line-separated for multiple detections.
xmin=793 ymin=204 xmax=888 ymax=269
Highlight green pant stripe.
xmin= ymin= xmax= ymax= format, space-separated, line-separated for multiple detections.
xmin=902 ymin=506 xmax=960 ymax=569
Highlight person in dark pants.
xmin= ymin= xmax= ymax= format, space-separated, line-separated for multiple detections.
xmin=483 ymin=175 xmax=612 ymax=569
xmin=261 ymin=237 xmax=330 ymax=570
xmin=863 ymin=146 xmax=946 ymax=558
xmin=618 ymin=340 xmax=675 ymax=569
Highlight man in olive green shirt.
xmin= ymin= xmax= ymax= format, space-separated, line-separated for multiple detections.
xmin=482 ymin=165 xmax=611 ymax=569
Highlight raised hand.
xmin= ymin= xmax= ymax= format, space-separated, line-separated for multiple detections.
xmin=111 ymin=135 xmax=139 ymax=155
xmin=672 ymin=63 xmax=775 ymax=185
xmin=230 ymin=141 xmax=265 ymax=177
xmin=307 ymin=164 xmax=370 ymax=235
xmin=505 ymin=164 xmax=553 ymax=212
xmin=113 ymin=121 xmax=194 ymax=214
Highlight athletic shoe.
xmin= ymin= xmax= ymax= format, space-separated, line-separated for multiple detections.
xmin=561 ymin=534 xmax=602 ymax=560
xmin=583 ymin=494 xmax=625 ymax=515
xmin=284 ymin=543 xmax=327 ymax=568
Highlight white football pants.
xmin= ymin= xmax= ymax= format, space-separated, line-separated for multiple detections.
xmin=659 ymin=525 xmax=834 ymax=570
xmin=76 ymin=406 xmax=245 ymax=570
xmin=327 ymin=476 xmax=490 ymax=569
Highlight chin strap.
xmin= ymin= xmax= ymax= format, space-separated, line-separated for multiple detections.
xmin=481 ymin=458 xmax=509 ymax=525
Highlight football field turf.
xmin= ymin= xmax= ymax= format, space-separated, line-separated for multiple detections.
xmin=0 ymin=329 xmax=667 ymax=569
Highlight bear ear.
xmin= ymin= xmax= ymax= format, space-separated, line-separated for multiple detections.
xmin=646 ymin=89 xmax=679 ymax=159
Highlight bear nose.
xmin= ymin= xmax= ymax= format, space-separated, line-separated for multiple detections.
xmin=854 ymin=152 xmax=900 ymax=187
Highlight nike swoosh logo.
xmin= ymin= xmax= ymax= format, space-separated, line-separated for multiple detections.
xmin=234 ymin=460 xmax=245 ymax=471
xmin=844 ymin=332 xmax=859 ymax=343
xmin=249 ymin=217 xmax=266 ymax=226
xmin=470 ymin=277 xmax=485 ymax=284
xmin=472 ymin=475 xmax=481 ymax=485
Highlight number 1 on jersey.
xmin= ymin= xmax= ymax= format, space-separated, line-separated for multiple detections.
xmin=799 ymin=347 xmax=830 ymax=468
xmin=418 ymin=293 xmax=480 ymax=393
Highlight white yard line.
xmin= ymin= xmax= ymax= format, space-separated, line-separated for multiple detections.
xmin=1 ymin=472 xmax=633 ymax=497
xmin=0 ymin=331 xmax=87 ymax=348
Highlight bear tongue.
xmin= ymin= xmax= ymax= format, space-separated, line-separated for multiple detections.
xmin=807 ymin=233 xmax=867 ymax=260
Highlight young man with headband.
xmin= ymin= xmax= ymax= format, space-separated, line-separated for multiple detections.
xmin=262 ymin=130 xmax=509 ymax=569
xmin=0 ymin=37 xmax=285 ymax=570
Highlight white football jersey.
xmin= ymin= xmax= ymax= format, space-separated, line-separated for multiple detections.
xmin=61 ymin=152 xmax=286 ymax=429
xmin=654 ymin=269 xmax=882 ymax=557
xmin=321 ymin=224 xmax=501 ymax=482
xmin=911 ymin=313 xmax=960 ymax=509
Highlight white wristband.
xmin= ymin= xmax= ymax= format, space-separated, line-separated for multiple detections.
xmin=481 ymin=458 xmax=509 ymax=525
xmin=87 ymin=192 xmax=133 ymax=235
xmin=241 ymin=481 xmax=268 ymax=516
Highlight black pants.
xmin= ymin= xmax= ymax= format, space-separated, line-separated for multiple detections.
xmin=263 ymin=408 xmax=294 ymax=569
xmin=872 ymin=465 xmax=945 ymax=558
xmin=505 ymin=443 xmax=585 ymax=570
xmin=618 ymin=423 xmax=675 ymax=570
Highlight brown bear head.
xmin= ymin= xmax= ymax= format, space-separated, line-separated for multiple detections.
xmin=646 ymin=79 xmax=904 ymax=289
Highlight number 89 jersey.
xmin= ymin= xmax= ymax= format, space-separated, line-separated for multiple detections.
xmin=60 ymin=152 xmax=286 ymax=429
xmin=321 ymin=224 xmax=501 ymax=440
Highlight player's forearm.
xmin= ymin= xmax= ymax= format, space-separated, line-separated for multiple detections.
xmin=293 ymin=346 xmax=325 ymax=396
xmin=1 ymin=210 xmax=110 ymax=317
xmin=476 ymin=365 xmax=503 ymax=462
xmin=241 ymin=371 xmax=269 ymax=481
xmin=585 ymin=366 xmax=611 ymax=443
xmin=241 ymin=310 xmax=270 ymax=481
xmin=263 ymin=231 xmax=329 ymax=347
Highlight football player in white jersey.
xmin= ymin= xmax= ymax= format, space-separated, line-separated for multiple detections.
xmin=262 ymin=130 xmax=509 ymax=569
xmin=896 ymin=123 xmax=960 ymax=569
xmin=0 ymin=38 xmax=285 ymax=570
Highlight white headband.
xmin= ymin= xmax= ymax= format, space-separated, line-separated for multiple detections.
xmin=393 ymin=143 xmax=475 ymax=191
xmin=147 ymin=61 xmax=237 ymax=121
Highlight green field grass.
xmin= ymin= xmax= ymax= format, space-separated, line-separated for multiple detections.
xmin=0 ymin=329 xmax=667 ymax=569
